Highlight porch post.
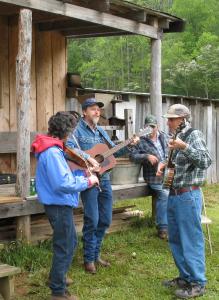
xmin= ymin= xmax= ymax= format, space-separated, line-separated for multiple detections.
xmin=16 ymin=8 xmax=32 ymax=242
xmin=150 ymin=19 xmax=163 ymax=127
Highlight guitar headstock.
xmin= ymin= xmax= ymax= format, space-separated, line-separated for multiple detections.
xmin=175 ymin=119 xmax=186 ymax=135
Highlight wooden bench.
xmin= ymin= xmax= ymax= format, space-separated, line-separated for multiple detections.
xmin=0 ymin=264 xmax=21 ymax=300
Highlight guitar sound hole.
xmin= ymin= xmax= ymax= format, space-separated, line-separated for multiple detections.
xmin=95 ymin=154 xmax=104 ymax=164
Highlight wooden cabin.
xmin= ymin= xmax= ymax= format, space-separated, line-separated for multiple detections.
xmin=0 ymin=0 xmax=185 ymax=242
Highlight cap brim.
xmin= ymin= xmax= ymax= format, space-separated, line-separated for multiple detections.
xmin=145 ymin=123 xmax=157 ymax=126
xmin=162 ymin=113 xmax=181 ymax=118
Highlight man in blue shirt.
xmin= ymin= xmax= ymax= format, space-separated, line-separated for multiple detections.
xmin=32 ymin=112 xmax=99 ymax=300
xmin=67 ymin=98 xmax=139 ymax=274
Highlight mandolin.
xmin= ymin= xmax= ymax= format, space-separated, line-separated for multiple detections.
xmin=68 ymin=127 xmax=152 ymax=175
xmin=163 ymin=122 xmax=186 ymax=189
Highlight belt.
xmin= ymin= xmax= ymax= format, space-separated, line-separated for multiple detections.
xmin=169 ymin=186 xmax=200 ymax=196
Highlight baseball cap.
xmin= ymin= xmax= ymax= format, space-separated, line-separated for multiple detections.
xmin=144 ymin=114 xmax=158 ymax=126
xmin=163 ymin=104 xmax=190 ymax=118
xmin=81 ymin=98 xmax=104 ymax=110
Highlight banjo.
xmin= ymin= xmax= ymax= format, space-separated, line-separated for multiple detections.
xmin=162 ymin=122 xmax=186 ymax=189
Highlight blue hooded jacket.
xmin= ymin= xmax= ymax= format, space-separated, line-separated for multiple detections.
xmin=32 ymin=134 xmax=89 ymax=207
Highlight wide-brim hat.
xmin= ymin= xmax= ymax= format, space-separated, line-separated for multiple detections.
xmin=163 ymin=104 xmax=190 ymax=118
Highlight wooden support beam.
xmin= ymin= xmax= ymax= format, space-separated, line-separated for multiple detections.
xmin=124 ymin=10 xmax=147 ymax=23
xmin=0 ymin=0 xmax=159 ymax=39
xmin=150 ymin=18 xmax=163 ymax=127
xmin=87 ymin=0 xmax=110 ymax=12
xmin=124 ymin=109 xmax=134 ymax=139
xmin=159 ymin=18 xmax=170 ymax=30
xmin=62 ymin=26 xmax=130 ymax=38
xmin=16 ymin=8 xmax=32 ymax=243
xmin=63 ymin=0 xmax=110 ymax=12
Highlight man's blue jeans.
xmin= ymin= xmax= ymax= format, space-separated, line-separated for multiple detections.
xmin=44 ymin=205 xmax=77 ymax=296
xmin=149 ymin=183 xmax=168 ymax=230
xmin=81 ymin=179 xmax=113 ymax=263
xmin=168 ymin=189 xmax=206 ymax=286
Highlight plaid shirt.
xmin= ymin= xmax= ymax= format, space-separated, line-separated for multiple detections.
xmin=129 ymin=131 xmax=168 ymax=184
xmin=172 ymin=125 xmax=212 ymax=189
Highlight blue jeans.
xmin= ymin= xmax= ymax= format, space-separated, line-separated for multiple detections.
xmin=168 ymin=189 xmax=206 ymax=286
xmin=81 ymin=179 xmax=113 ymax=263
xmin=44 ymin=205 xmax=77 ymax=296
xmin=149 ymin=183 xmax=168 ymax=230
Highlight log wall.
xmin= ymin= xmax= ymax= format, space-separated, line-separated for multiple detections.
xmin=0 ymin=15 xmax=67 ymax=174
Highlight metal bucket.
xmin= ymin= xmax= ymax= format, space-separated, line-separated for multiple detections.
xmin=110 ymin=158 xmax=141 ymax=185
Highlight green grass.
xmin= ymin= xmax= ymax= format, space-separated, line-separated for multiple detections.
xmin=0 ymin=184 xmax=219 ymax=299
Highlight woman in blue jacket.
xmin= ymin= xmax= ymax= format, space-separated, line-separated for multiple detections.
xmin=32 ymin=112 xmax=99 ymax=300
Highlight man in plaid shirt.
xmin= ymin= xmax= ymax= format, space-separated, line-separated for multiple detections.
xmin=158 ymin=104 xmax=212 ymax=299
xmin=129 ymin=115 xmax=169 ymax=239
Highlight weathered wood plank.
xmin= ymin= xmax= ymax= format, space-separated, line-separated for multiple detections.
xmin=0 ymin=183 xmax=150 ymax=219
xmin=0 ymin=0 xmax=159 ymax=39
xmin=0 ymin=265 xmax=20 ymax=278
xmin=9 ymin=16 xmax=18 ymax=132
xmin=0 ymin=16 xmax=11 ymax=175
xmin=0 ymin=16 xmax=9 ymax=131
xmin=36 ymin=31 xmax=53 ymax=131
xmin=52 ymin=32 xmax=66 ymax=113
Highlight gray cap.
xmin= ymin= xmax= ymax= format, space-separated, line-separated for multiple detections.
xmin=163 ymin=104 xmax=190 ymax=118
xmin=144 ymin=114 xmax=157 ymax=126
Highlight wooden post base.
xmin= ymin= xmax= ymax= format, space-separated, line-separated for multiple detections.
xmin=0 ymin=264 xmax=20 ymax=300
xmin=0 ymin=277 xmax=14 ymax=300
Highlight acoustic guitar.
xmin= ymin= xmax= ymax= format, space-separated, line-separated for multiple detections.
xmin=163 ymin=122 xmax=186 ymax=189
xmin=68 ymin=127 xmax=152 ymax=175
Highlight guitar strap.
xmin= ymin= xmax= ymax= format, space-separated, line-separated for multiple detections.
xmin=172 ymin=128 xmax=195 ymax=159
xmin=180 ymin=127 xmax=195 ymax=142
xmin=97 ymin=128 xmax=113 ymax=149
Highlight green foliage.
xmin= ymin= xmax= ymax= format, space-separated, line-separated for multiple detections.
xmin=0 ymin=240 xmax=52 ymax=272
xmin=1 ymin=184 xmax=219 ymax=299
xmin=67 ymin=0 xmax=219 ymax=97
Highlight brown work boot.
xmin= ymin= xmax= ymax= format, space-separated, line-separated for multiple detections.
xmin=84 ymin=262 xmax=96 ymax=274
xmin=47 ymin=277 xmax=73 ymax=287
xmin=158 ymin=229 xmax=168 ymax=240
xmin=50 ymin=292 xmax=78 ymax=300
xmin=95 ymin=258 xmax=111 ymax=267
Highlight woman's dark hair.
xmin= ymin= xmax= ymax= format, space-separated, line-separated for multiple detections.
xmin=48 ymin=111 xmax=77 ymax=139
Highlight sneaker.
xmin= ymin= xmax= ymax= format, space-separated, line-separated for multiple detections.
xmin=162 ymin=277 xmax=188 ymax=288
xmin=175 ymin=284 xmax=205 ymax=299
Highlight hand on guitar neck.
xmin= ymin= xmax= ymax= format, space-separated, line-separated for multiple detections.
xmin=168 ymin=138 xmax=188 ymax=151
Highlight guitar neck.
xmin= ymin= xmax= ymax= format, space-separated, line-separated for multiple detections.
xmin=103 ymin=139 xmax=131 ymax=159
xmin=102 ymin=127 xmax=152 ymax=159
xmin=166 ymin=130 xmax=179 ymax=168
xmin=167 ymin=150 xmax=175 ymax=168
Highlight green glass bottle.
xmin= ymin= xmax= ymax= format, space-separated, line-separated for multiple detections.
xmin=30 ymin=178 xmax=36 ymax=196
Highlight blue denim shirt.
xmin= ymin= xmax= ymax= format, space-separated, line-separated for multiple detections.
xmin=66 ymin=118 xmax=127 ymax=180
